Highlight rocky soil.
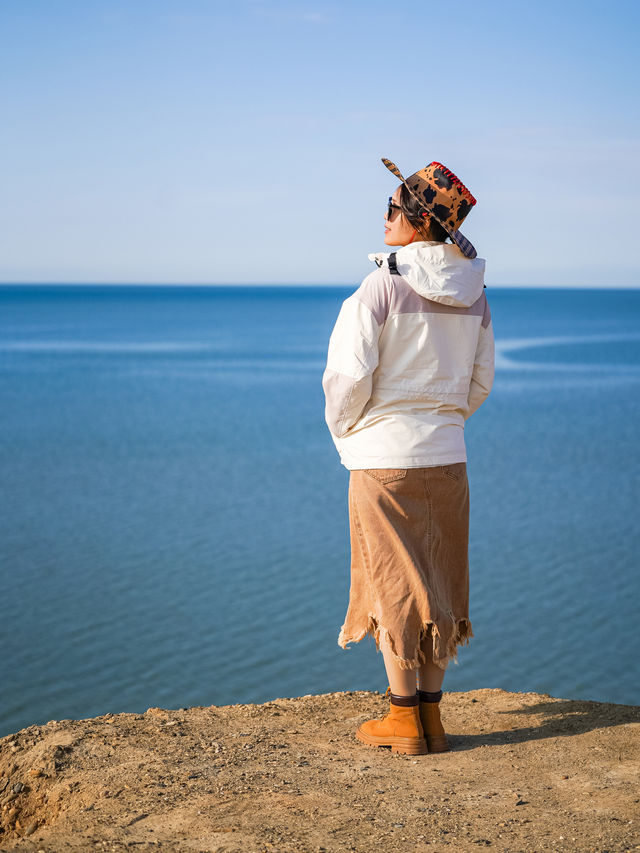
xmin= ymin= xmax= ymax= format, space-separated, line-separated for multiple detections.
xmin=0 ymin=688 xmax=638 ymax=852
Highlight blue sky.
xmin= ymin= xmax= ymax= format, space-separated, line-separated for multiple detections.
xmin=1 ymin=0 xmax=638 ymax=286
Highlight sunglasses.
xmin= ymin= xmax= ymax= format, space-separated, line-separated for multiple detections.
xmin=387 ymin=197 xmax=402 ymax=221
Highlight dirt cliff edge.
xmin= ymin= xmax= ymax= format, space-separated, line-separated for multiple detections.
xmin=1 ymin=688 xmax=638 ymax=852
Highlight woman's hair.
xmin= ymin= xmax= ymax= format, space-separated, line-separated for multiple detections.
xmin=399 ymin=183 xmax=449 ymax=242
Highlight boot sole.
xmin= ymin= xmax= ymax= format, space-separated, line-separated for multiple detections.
xmin=355 ymin=726 xmax=428 ymax=755
xmin=426 ymin=734 xmax=451 ymax=753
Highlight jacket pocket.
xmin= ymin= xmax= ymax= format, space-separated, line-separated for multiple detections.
xmin=363 ymin=469 xmax=408 ymax=485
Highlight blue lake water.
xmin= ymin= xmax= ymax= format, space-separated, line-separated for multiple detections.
xmin=1 ymin=284 xmax=639 ymax=737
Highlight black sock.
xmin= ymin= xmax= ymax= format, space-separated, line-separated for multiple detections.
xmin=418 ymin=689 xmax=442 ymax=703
xmin=389 ymin=691 xmax=419 ymax=706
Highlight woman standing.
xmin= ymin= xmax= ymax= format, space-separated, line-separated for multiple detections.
xmin=322 ymin=157 xmax=494 ymax=755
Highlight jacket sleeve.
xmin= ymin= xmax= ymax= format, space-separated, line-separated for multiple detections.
xmin=464 ymin=308 xmax=495 ymax=420
xmin=322 ymin=291 xmax=382 ymax=438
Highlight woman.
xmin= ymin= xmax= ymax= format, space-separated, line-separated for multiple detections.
xmin=322 ymin=157 xmax=495 ymax=755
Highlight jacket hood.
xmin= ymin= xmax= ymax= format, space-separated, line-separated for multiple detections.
xmin=368 ymin=241 xmax=486 ymax=308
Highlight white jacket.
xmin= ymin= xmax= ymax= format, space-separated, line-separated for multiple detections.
xmin=322 ymin=241 xmax=494 ymax=469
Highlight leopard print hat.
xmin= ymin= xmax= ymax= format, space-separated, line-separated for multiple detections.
xmin=382 ymin=157 xmax=478 ymax=259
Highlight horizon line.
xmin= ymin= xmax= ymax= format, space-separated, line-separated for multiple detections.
xmin=1 ymin=281 xmax=639 ymax=290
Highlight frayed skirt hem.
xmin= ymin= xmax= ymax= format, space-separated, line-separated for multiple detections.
xmin=337 ymin=612 xmax=473 ymax=672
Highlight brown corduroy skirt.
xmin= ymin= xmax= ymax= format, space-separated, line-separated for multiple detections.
xmin=337 ymin=464 xmax=473 ymax=671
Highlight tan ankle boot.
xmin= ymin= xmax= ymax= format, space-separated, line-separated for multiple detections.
xmin=418 ymin=689 xmax=450 ymax=753
xmin=356 ymin=692 xmax=427 ymax=755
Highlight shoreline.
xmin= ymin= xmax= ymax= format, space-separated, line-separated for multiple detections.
xmin=1 ymin=688 xmax=638 ymax=851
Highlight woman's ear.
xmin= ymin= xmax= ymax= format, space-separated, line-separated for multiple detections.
xmin=418 ymin=215 xmax=432 ymax=239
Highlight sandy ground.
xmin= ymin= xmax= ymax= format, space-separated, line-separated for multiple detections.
xmin=0 ymin=688 xmax=638 ymax=852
